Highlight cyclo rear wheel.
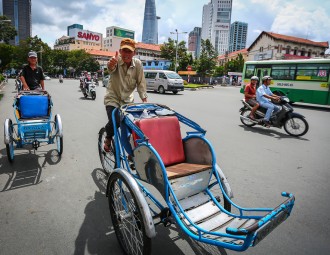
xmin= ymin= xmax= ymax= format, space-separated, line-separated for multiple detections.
xmin=108 ymin=172 xmax=152 ymax=255
xmin=98 ymin=127 xmax=116 ymax=174
xmin=5 ymin=119 xmax=14 ymax=163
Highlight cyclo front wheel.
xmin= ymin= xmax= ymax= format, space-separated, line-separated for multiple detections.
xmin=284 ymin=116 xmax=309 ymax=137
xmin=108 ymin=172 xmax=152 ymax=255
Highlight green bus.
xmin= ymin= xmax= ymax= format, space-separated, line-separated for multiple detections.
xmin=241 ymin=59 xmax=330 ymax=105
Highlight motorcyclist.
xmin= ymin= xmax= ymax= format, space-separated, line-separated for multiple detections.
xmin=256 ymin=76 xmax=281 ymax=127
xmin=244 ymin=76 xmax=260 ymax=120
xmin=83 ymin=72 xmax=92 ymax=92
xmin=59 ymin=74 xmax=63 ymax=83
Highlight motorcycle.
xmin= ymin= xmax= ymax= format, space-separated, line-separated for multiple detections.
xmin=82 ymin=76 xmax=96 ymax=100
xmin=59 ymin=77 xmax=63 ymax=83
xmin=239 ymin=96 xmax=309 ymax=137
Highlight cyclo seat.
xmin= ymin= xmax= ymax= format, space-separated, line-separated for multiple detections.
xmin=132 ymin=116 xmax=211 ymax=180
xmin=16 ymin=91 xmax=51 ymax=119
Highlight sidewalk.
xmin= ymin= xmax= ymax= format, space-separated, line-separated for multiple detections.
xmin=0 ymin=81 xmax=6 ymax=101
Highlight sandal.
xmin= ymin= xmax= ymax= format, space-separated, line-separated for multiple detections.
xmin=103 ymin=138 xmax=112 ymax=153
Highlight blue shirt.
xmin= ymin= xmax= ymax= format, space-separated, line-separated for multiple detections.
xmin=257 ymin=84 xmax=274 ymax=104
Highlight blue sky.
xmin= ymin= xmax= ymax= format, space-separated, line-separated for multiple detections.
xmin=2 ymin=0 xmax=330 ymax=50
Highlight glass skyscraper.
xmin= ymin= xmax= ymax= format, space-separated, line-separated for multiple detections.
xmin=2 ymin=0 xmax=31 ymax=45
xmin=142 ymin=0 xmax=159 ymax=44
xmin=229 ymin=21 xmax=248 ymax=53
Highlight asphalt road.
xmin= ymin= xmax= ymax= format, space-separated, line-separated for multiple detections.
xmin=0 ymin=78 xmax=329 ymax=255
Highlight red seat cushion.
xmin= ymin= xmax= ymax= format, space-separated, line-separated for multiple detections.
xmin=133 ymin=116 xmax=185 ymax=166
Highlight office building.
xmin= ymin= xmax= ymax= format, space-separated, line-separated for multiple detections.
xmin=103 ymin=26 xmax=135 ymax=52
xmin=54 ymin=25 xmax=103 ymax=51
xmin=2 ymin=0 xmax=31 ymax=45
xmin=201 ymin=0 xmax=232 ymax=55
xmin=229 ymin=21 xmax=248 ymax=53
xmin=188 ymin=27 xmax=202 ymax=58
xmin=142 ymin=0 xmax=160 ymax=44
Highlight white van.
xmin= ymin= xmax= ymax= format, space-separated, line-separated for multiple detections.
xmin=144 ymin=70 xmax=184 ymax=94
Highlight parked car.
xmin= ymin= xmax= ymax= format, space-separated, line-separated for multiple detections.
xmin=103 ymin=75 xmax=110 ymax=87
xmin=144 ymin=70 xmax=184 ymax=94
xmin=44 ymin=75 xmax=51 ymax=80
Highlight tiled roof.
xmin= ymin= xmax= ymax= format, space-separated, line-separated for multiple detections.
xmin=248 ymin=31 xmax=329 ymax=51
xmin=136 ymin=42 xmax=161 ymax=51
xmin=266 ymin=32 xmax=329 ymax=48
xmin=87 ymin=50 xmax=116 ymax=57
xmin=218 ymin=48 xmax=248 ymax=60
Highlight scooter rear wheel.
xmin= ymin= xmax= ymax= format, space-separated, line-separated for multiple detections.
xmin=240 ymin=109 xmax=256 ymax=127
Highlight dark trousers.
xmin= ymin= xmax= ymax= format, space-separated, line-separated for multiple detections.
xmin=105 ymin=105 xmax=120 ymax=139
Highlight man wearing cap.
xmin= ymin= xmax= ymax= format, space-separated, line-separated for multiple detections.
xmin=103 ymin=38 xmax=147 ymax=152
xmin=244 ymin=76 xmax=260 ymax=120
xmin=20 ymin=51 xmax=45 ymax=90
xmin=256 ymin=76 xmax=281 ymax=127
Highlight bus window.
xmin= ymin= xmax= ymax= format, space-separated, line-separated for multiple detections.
xmin=271 ymin=65 xmax=296 ymax=80
xmin=244 ymin=65 xmax=255 ymax=79
xmin=296 ymin=64 xmax=330 ymax=81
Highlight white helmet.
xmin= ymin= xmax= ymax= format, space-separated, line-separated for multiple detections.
xmin=251 ymin=76 xmax=259 ymax=81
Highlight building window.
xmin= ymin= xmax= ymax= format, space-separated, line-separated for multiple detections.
xmin=260 ymin=47 xmax=264 ymax=52
xmin=286 ymin=46 xmax=290 ymax=54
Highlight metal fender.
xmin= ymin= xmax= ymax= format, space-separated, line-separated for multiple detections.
xmin=107 ymin=168 xmax=156 ymax=239
xmin=4 ymin=119 xmax=12 ymax=144
xmin=288 ymin=112 xmax=306 ymax=119
xmin=55 ymin=114 xmax=63 ymax=137
xmin=215 ymin=164 xmax=234 ymax=199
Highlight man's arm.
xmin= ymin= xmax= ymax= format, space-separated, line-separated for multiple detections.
xmin=20 ymin=76 xmax=30 ymax=90
xmin=40 ymin=80 xmax=45 ymax=90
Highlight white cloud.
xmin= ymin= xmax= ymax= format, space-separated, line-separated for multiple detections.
xmin=30 ymin=0 xmax=329 ymax=49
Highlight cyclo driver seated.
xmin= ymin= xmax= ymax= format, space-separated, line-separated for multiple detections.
xmin=18 ymin=51 xmax=49 ymax=119
xmin=20 ymin=51 xmax=45 ymax=91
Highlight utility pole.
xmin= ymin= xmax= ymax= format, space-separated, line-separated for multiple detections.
xmin=170 ymin=29 xmax=187 ymax=72
xmin=38 ymin=46 xmax=43 ymax=67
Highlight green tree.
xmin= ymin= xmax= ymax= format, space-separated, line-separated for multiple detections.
xmin=160 ymin=38 xmax=190 ymax=71
xmin=12 ymin=36 xmax=52 ymax=70
xmin=0 ymin=15 xmax=17 ymax=44
xmin=0 ymin=44 xmax=15 ymax=71
xmin=196 ymin=39 xmax=217 ymax=77
xmin=67 ymin=50 xmax=99 ymax=74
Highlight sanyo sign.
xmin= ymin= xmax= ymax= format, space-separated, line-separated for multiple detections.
xmin=71 ymin=29 xmax=102 ymax=43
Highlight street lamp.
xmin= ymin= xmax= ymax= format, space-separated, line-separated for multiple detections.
xmin=170 ymin=29 xmax=187 ymax=72
xmin=38 ymin=46 xmax=43 ymax=67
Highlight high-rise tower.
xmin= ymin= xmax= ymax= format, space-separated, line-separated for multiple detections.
xmin=2 ymin=0 xmax=31 ymax=45
xmin=229 ymin=21 xmax=248 ymax=53
xmin=142 ymin=0 xmax=159 ymax=44
xmin=201 ymin=0 xmax=232 ymax=55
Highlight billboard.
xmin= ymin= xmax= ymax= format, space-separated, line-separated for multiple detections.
xmin=70 ymin=29 xmax=102 ymax=43
xmin=113 ymin=28 xmax=134 ymax=39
